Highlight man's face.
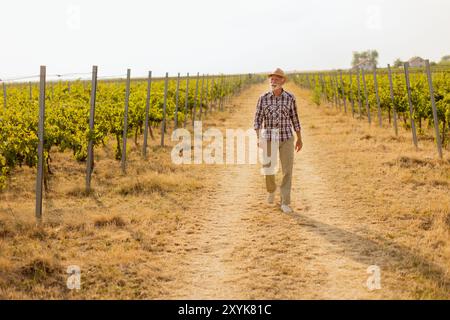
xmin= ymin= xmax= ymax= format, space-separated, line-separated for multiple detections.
xmin=269 ymin=75 xmax=285 ymax=90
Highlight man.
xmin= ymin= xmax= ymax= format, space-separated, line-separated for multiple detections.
xmin=253 ymin=68 xmax=303 ymax=213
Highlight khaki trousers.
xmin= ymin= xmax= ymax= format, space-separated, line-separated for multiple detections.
xmin=261 ymin=136 xmax=294 ymax=205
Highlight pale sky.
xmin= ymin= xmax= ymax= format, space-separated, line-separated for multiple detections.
xmin=1 ymin=0 xmax=449 ymax=81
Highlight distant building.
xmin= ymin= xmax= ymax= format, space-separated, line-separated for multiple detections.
xmin=408 ymin=56 xmax=426 ymax=67
xmin=352 ymin=59 xmax=375 ymax=71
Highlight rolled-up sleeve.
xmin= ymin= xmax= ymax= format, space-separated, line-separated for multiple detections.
xmin=290 ymin=97 xmax=301 ymax=132
xmin=254 ymin=96 xmax=264 ymax=130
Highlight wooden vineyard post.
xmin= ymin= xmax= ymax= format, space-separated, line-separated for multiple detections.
xmin=403 ymin=62 xmax=418 ymax=149
xmin=143 ymin=71 xmax=152 ymax=158
xmin=174 ymin=72 xmax=180 ymax=128
xmin=204 ymin=74 xmax=209 ymax=117
xmin=35 ymin=66 xmax=46 ymax=224
xmin=339 ymin=70 xmax=347 ymax=114
xmin=425 ymin=60 xmax=443 ymax=158
xmin=387 ymin=64 xmax=399 ymax=136
xmin=86 ymin=65 xmax=98 ymax=192
xmin=356 ymin=68 xmax=363 ymax=119
xmin=160 ymin=72 xmax=169 ymax=147
xmin=3 ymin=82 xmax=6 ymax=109
xmin=373 ymin=66 xmax=382 ymax=127
xmin=349 ymin=70 xmax=355 ymax=117
xmin=361 ymin=68 xmax=371 ymax=124
xmin=192 ymin=72 xmax=199 ymax=126
xmin=121 ymin=69 xmax=131 ymax=173
xmin=199 ymin=74 xmax=205 ymax=120
xmin=183 ymin=73 xmax=189 ymax=128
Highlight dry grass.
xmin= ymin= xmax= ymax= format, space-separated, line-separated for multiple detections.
xmin=293 ymin=86 xmax=450 ymax=299
xmin=0 ymin=103 xmax=236 ymax=299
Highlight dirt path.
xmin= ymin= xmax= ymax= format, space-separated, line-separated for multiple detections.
xmin=166 ymin=83 xmax=449 ymax=299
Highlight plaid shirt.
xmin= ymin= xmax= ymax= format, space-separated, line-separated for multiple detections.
xmin=253 ymin=89 xmax=301 ymax=142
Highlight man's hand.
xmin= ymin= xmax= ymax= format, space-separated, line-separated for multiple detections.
xmin=295 ymin=139 xmax=303 ymax=152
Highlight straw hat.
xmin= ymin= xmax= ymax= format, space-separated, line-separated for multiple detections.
xmin=268 ymin=68 xmax=286 ymax=79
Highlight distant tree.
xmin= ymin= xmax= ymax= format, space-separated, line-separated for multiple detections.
xmin=352 ymin=50 xmax=379 ymax=68
xmin=393 ymin=58 xmax=403 ymax=68
xmin=351 ymin=52 xmax=362 ymax=67
xmin=439 ymin=55 xmax=450 ymax=65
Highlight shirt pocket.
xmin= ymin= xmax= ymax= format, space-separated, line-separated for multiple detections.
xmin=279 ymin=104 xmax=290 ymax=119
xmin=263 ymin=103 xmax=289 ymax=122
xmin=263 ymin=104 xmax=276 ymax=118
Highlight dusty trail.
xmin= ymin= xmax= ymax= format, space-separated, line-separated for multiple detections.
xmin=166 ymin=82 xmax=449 ymax=299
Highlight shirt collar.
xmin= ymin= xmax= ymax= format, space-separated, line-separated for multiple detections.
xmin=269 ymin=88 xmax=285 ymax=98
